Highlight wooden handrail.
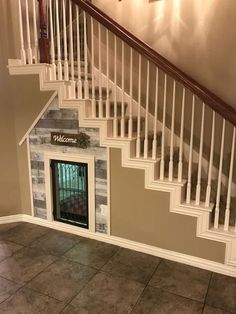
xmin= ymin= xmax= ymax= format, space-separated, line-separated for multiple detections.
xmin=71 ymin=0 xmax=236 ymax=126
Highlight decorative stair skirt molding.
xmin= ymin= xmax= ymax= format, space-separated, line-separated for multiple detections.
xmin=0 ymin=214 xmax=235 ymax=278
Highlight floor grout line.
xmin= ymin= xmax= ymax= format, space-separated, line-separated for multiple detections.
xmin=130 ymin=256 xmax=162 ymax=313
xmin=0 ymin=222 xmax=235 ymax=313
xmin=201 ymin=272 xmax=213 ymax=314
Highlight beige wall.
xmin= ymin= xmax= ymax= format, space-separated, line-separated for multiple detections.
xmin=0 ymin=0 xmax=53 ymax=216
xmin=92 ymin=0 xmax=236 ymax=109
xmin=0 ymin=0 xmax=21 ymax=216
xmin=12 ymin=75 xmax=53 ymax=215
xmin=110 ymin=148 xmax=225 ymax=263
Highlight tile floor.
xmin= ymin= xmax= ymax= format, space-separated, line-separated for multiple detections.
xmin=0 ymin=222 xmax=235 ymax=313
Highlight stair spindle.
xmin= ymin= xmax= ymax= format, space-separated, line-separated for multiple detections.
xmin=83 ymin=11 xmax=89 ymax=99
xmin=106 ymin=29 xmax=110 ymax=118
xmin=144 ymin=60 xmax=150 ymax=159
xmin=18 ymin=0 xmax=26 ymax=64
xmin=214 ymin=118 xmax=225 ymax=229
xmin=90 ymin=17 xmax=96 ymax=116
xmin=49 ymin=0 xmax=56 ymax=80
xmin=195 ymin=102 xmax=205 ymax=205
xmin=128 ymin=48 xmax=133 ymax=139
xmin=69 ymin=0 xmax=75 ymax=98
xmin=205 ymin=111 xmax=215 ymax=207
xmin=121 ymin=41 xmax=125 ymax=138
xmin=178 ymin=88 xmax=185 ymax=182
xmin=224 ymin=127 xmax=235 ymax=231
xmin=63 ymin=0 xmax=69 ymax=81
xmin=169 ymin=80 xmax=176 ymax=181
xmin=152 ymin=67 xmax=159 ymax=160
xmin=32 ymin=0 xmax=38 ymax=63
xmin=113 ymin=35 xmax=118 ymax=137
xmin=55 ymin=0 xmax=62 ymax=80
xmin=160 ymin=74 xmax=167 ymax=180
xmin=25 ymin=0 xmax=33 ymax=64
xmin=136 ymin=54 xmax=142 ymax=158
xmin=76 ymin=6 xmax=83 ymax=98
xmin=98 ymin=23 xmax=103 ymax=118
xmin=186 ymin=95 xmax=195 ymax=204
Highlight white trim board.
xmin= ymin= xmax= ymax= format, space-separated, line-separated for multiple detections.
xmin=44 ymin=151 xmax=96 ymax=233
xmin=0 ymin=214 xmax=235 ymax=277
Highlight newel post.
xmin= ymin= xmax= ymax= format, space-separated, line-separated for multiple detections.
xmin=38 ymin=0 xmax=50 ymax=63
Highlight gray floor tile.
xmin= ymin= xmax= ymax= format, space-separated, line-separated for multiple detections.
xmin=0 ymin=287 xmax=64 ymax=314
xmin=0 ymin=223 xmax=234 ymax=314
xmin=70 ymin=271 xmax=145 ymax=313
xmin=64 ymin=238 xmax=119 ymax=269
xmin=203 ymin=305 xmax=232 ymax=314
xmin=60 ymin=304 xmax=81 ymax=314
xmin=1 ymin=222 xmax=49 ymax=246
xmin=0 ymin=223 xmax=20 ymax=234
xmin=30 ymin=230 xmax=80 ymax=256
xmin=27 ymin=258 xmax=97 ymax=303
xmin=0 ymin=247 xmax=57 ymax=284
xmin=133 ymin=286 xmax=203 ymax=314
xmin=102 ymin=248 xmax=161 ymax=284
xmin=149 ymin=260 xmax=211 ymax=302
xmin=0 ymin=276 xmax=22 ymax=303
xmin=0 ymin=240 xmax=23 ymax=262
xmin=206 ymin=273 xmax=236 ymax=313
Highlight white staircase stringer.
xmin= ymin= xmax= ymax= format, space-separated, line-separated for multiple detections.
xmin=175 ymin=204 xmax=236 ymax=266
xmin=94 ymin=65 xmax=236 ymax=195
xmin=8 ymin=60 xmax=236 ymax=269
xmin=79 ymin=102 xmax=236 ymax=267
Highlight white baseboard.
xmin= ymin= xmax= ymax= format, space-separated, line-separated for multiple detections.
xmin=0 ymin=214 xmax=235 ymax=278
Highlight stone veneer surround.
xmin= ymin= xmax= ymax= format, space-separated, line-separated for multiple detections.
xmin=29 ymin=97 xmax=108 ymax=233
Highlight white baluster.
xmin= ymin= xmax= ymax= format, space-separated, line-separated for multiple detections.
xmin=49 ymin=0 xmax=56 ymax=80
xmin=195 ymin=102 xmax=205 ymax=205
xmin=128 ymin=48 xmax=133 ymax=139
xmin=55 ymin=0 xmax=62 ymax=80
xmin=32 ymin=0 xmax=38 ymax=63
xmin=98 ymin=23 xmax=103 ymax=118
xmin=90 ymin=17 xmax=95 ymax=116
xmin=113 ymin=35 xmax=118 ymax=137
xmin=136 ymin=54 xmax=142 ymax=158
xmin=205 ymin=111 xmax=215 ymax=207
xmin=18 ymin=0 xmax=26 ymax=64
xmin=121 ymin=41 xmax=125 ymax=138
xmin=69 ymin=0 xmax=75 ymax=98
xmin=214 ymin=118 xmax=225 ymax=229
xmin=152 ymin=68 xmax=159 ymax=160
xmin=178 ymin=88 xmax=185 ymax=182
xmin=144 ymin=60 xmax=150 ymax=159
xmin=25 ymin=0 xmax=33 ymax=64
xmin=106 ymin=29 xmax=110 ymax=118
xmin=83 ymin=11 xmax=89 ymax=99
xmin=169 ymin=80 xmax=176 ymax=181
xmin=224 ymin=127 xmax=235 ymax=231
xmin=76 ymin=6 xmax=83 ymax=98
xmin=63 ymin=0 xmax=69 ymax=81
xmin=186 ymin=95 xmax=195 ymax=204
xmin=160 ymin=74 xmax=167 ymax=180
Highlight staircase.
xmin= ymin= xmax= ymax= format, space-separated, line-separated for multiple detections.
xmin=8 ymin=0 xmax=236 ymax=269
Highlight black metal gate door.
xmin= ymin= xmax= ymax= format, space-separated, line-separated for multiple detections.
xmin=51 ymin=160 xmax=89 ymax=229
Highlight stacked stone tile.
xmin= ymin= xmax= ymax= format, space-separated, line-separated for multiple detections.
xmin=29 ymin=97 xmax=108 ymax=233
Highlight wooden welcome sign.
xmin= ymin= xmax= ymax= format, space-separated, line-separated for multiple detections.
xmin=51 ymin=132 xmax=90 ymax=148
